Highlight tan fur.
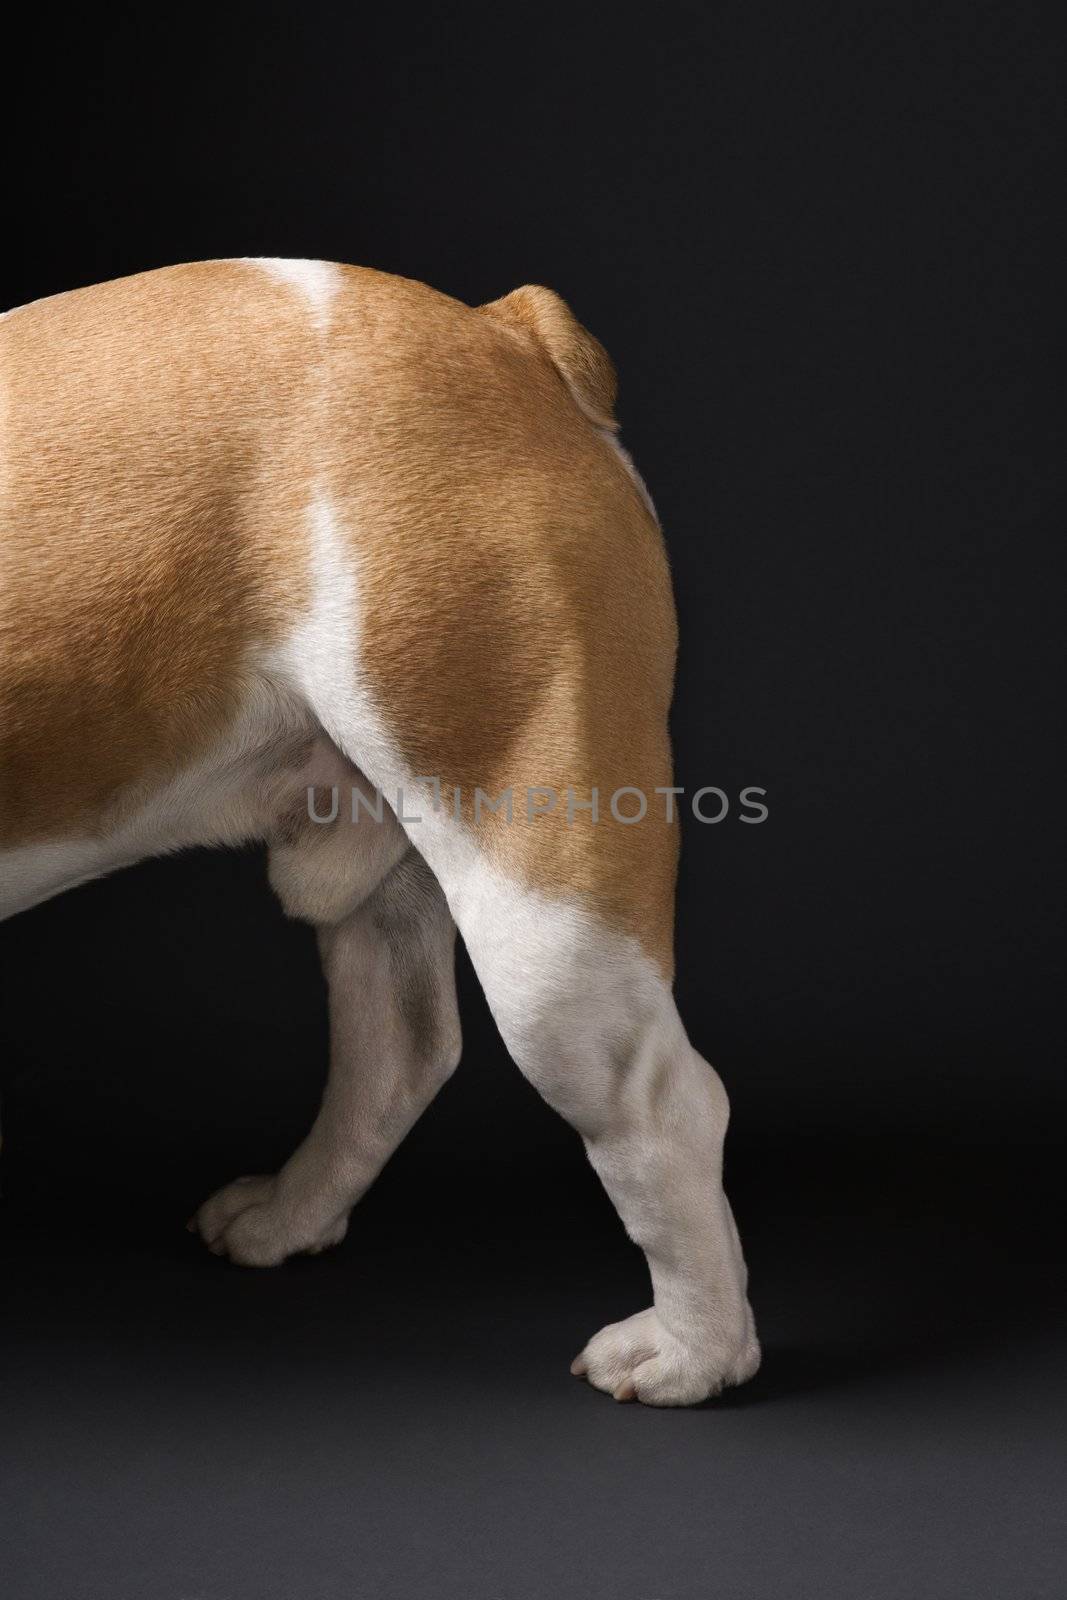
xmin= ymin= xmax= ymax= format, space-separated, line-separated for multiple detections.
xmin=0 ymin=264 xmax=314 ymax=839
xmin=478 ymin=284 xmax=619 ymax=429
xmin=1 ymin=262 xmax=678 ymax=972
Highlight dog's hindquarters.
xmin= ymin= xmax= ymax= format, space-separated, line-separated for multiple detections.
xmin=272 ymin=275 xmax=760 ymax=1401
xmin=3 ymin=258 xmax=759 ymax=1401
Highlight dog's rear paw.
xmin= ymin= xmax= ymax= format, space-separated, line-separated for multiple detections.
xmin=189 ymin=1175 xmax=348 ymax=1267
xmin=570 ymin=1307 xmax=760 ymax=1406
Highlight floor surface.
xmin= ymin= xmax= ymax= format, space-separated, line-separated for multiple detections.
xmin=2 ymin=1120 xmax=1063 ymax=1600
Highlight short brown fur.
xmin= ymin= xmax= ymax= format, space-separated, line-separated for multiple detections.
xmin=1 ymin=263 xmax=679 ymax=971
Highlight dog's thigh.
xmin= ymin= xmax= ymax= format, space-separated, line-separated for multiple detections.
xmin=266 ymin=751 xmax=408 ymax=928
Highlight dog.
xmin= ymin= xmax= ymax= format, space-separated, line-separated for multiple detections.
xmin=0 ymin=259 xmax=759 ymax=1404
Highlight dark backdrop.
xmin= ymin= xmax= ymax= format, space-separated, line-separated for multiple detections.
xmin=1 ymin=6 xmax=1063 ymax=1599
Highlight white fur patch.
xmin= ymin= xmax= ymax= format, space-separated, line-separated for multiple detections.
xmin=246 ymin=258 xmax=341 ymax=330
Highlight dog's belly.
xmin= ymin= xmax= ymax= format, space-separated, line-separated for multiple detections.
xmin=0 ymin=687 xmax=313 ymax=921
xmin=0 ymin=681 xmax=397 ymax=925
xmin=0 ymin=836 xmax=115 ymax=919
xmin=0 ymin=743 xmax=267 ymax=921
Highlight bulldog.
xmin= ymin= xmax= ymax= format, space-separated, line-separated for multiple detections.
xmin=0 ymin=260 xmax=759 ymax=1404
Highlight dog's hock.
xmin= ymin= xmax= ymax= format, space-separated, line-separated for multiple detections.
xmin=478 ymin=283 xmax=619 ymax=431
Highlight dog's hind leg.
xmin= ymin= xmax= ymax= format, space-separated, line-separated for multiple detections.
xmin=433 ymin=840 xmax=761 ymax=1407
xmin=253 ymin=275 xmax=760 ymax=1395
xmin=192 ymin=779 xmax=460 ymax=1266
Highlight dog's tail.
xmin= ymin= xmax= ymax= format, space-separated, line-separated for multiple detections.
xmin=478 ymin=285 xmax=618 ymax=431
